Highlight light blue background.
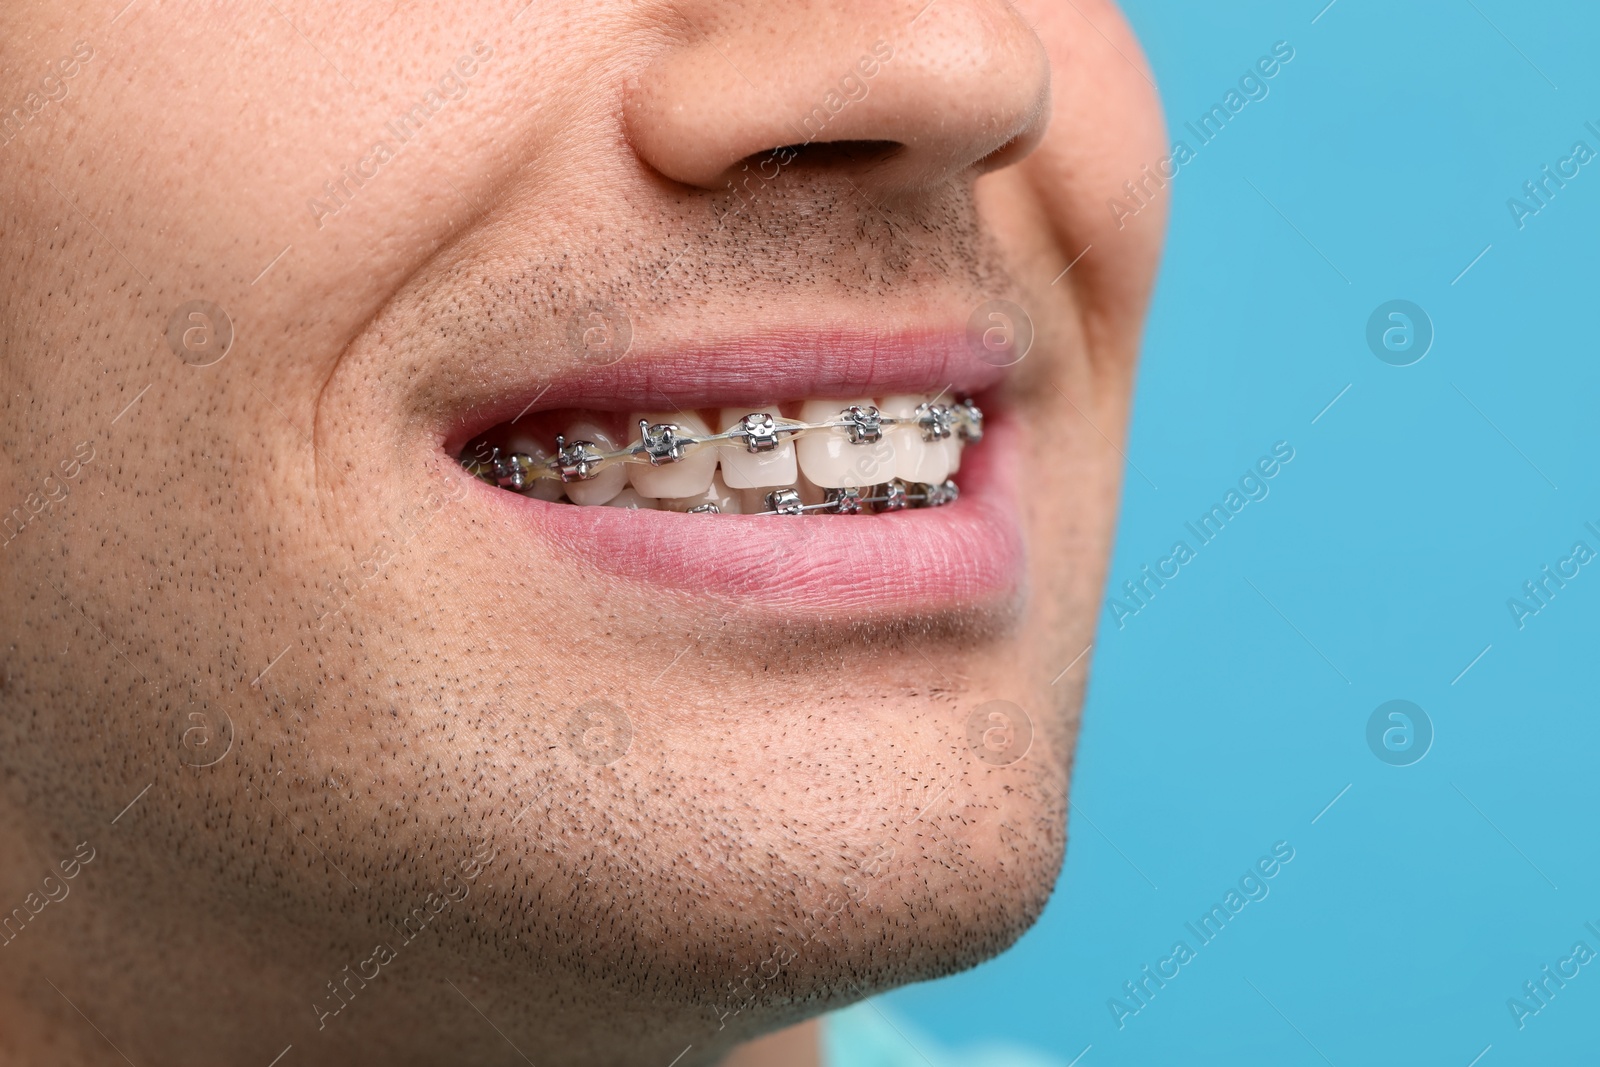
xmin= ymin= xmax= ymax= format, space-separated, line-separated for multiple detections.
xmin=853 ymin=1 xmax=1600 ymax=1063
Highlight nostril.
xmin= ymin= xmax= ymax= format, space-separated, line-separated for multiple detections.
xmin=730 ymin=140 xmax=905 ymax=182
xmin=774 ymin=140 xmax=904 ymax=167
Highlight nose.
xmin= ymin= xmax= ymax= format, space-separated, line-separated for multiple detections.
xmin=623 ymin=0 xmax=1052 ymax=194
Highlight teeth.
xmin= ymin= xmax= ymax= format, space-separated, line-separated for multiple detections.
xmin=734 ymin=488 xmax=777 ymax=514
xmin=716 ymin=407 xmax=798 ymax=489
xmin=467 ymin=392 xmax=978 ymax=514
xmin=796 ymin=471 xmax=827 ymax=506
xmin=881 ymin=395 xmax=957 ymax=485
xmin=627 ymin=411 xmax=718 ymax=498
xmin=795 ymin=398 xmax=895 ymax=488
xmin=737 ymin=473 xmax=825 ymax=514
xmin=604 ymin=487 xmax=660 ymax=509
xmin=561 ymin=421 xmax=629 ymax=505
xmin=501 ymin=432 xmax=566 ymax=501
xmin=662 ymin=472 xmax=744 ymax=514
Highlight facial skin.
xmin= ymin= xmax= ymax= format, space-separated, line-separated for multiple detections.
xmin=0 ymin=0 xmax=1164 ymax=1064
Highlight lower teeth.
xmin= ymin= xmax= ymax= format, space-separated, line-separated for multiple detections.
xmin=743 ymin=479 xmax=959 ymax=516
xmin=461 ymin=397 xmax=980 ymax=516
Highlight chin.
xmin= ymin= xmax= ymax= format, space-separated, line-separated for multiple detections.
xmin=415 ymin=665 xmax=1075 ymax=1044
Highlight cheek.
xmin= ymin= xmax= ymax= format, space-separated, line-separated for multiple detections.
xmin=1012 ymin=0 xmax=1167 ymax=295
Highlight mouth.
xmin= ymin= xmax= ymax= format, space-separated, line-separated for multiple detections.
xmin=442 ymin=329 xmax=1028 ymax=614
xmin=463 ymin=391 xmax=981 ymax=512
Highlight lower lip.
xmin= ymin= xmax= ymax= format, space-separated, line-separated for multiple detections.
xmin=463 ymin=416 xmax=1027 ymax=615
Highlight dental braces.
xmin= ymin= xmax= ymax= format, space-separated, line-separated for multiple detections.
xmin=750 ymin=479 xmax=960 ymax=516
xmin=462 ymin=398 xmax=982 ymax=511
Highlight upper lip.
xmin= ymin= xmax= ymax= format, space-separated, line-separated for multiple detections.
xmin=440 ymin=326 xmax=1010 ymax=452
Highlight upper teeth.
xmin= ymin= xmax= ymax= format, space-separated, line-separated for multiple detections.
xmin=465 ymin=393 xmax=982 ymax=514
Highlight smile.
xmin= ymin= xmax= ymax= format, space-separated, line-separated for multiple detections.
xmin=463 ymin=393 xmax=982 ymax=515
xmin=442 ymin=331 xmax=1028 ymax=612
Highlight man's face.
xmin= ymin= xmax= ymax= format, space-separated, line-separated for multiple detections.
xmin=0 ymin=1 xmax=1162 ymax=1063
